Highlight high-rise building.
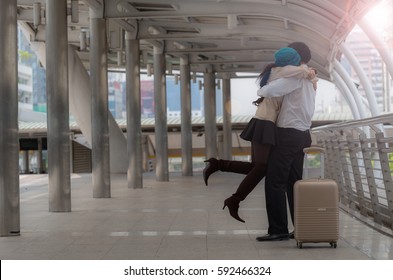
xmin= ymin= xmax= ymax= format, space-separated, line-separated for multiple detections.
xmin=342 ymin=0 xmax=393 ymax=114
xmin=342 ymin=29 xmax=385 ymax=113
xmin=18 ymin=27 xmax=47 ymax=116
xmin=17 ymin=28 xmax=224 ymax=122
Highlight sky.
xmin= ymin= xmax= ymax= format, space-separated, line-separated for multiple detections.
xmin=230 ymin=77 xmax=341 ymax=116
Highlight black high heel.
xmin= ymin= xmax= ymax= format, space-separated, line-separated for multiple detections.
xmin=203 ymin=158 xmax=219 ymax=186
xmin=223 ymin=197 xmax=245 ymax=223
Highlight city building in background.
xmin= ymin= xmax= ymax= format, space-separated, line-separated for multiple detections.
xmin=17 ymin=29 xmax=222 ymax=122
xmin=106 ymin=72 xmax=221 ymax=120
xmin=340 ymin=0 xmax=393 ymax=114
xmin=342 ymin=29 xmax=385 ymax=113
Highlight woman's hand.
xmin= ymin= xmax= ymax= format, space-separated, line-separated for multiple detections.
xmin=307 ymin=68 xmax=317 ymax=80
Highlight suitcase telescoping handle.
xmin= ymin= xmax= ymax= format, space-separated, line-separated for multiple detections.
xmin=303 ymin=146 xmax=325 ymax=179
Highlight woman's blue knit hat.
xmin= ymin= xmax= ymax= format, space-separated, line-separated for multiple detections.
xmin=274 ymin=47 xmax=301 ymax=66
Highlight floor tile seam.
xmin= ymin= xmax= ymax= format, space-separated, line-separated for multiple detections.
xmin=31 ymin=208 xmax=266 ymax=213
xmin=109 ymin=229 xmax=267 ymax=237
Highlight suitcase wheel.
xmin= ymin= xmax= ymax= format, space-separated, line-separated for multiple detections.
xmin=296 ymin=241 xmax=337 ymax=248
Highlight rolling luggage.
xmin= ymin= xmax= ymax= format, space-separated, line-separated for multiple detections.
xmin=294 ymin=146 xmax=339 ymax=249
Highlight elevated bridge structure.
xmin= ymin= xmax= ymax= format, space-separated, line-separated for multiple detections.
xmin=1 ymin=0 xmax=393 ymax=261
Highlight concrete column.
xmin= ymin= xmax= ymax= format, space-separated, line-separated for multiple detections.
xmin=46 ymin=0 xmax=71 ymax=212
xmin=0 ymin=0 xmax=20 ymax=236
xmin=37 ymin=138 xmax=44 ymax=174
xmin=142 ymin=135 xmax=149 ymax=172
xmin=217 ymin=133 xmax=224 ymax=159
xmin=203 ymin=70 xmax=218 ymax=159
xmin=180 ymin=56 xmax=193 ymax=176
xmin=90 ymin=9 xmax=110 ymax=198
xmin=154 ymin=46 xmax=169 ymax=181
xmin=125 ymin=33 xmax=143 ymax=189
xmin=222 ymin=75 xmax=232 ymax=160
xmin=23 ymin=151 xmax=29 ymax=174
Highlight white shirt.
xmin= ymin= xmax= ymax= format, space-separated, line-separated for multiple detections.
xmin=253 ymin=65 xmax=315 ymax=123
xmin=257 ymin=76 xmax=315 ymax=131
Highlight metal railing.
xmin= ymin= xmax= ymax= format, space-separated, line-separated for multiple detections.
xmin=312 ymin=114 xmax=393 ymax=230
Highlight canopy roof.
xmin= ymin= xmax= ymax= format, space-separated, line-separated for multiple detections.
xmin=17 ymin=0 xmax=381 ymax=80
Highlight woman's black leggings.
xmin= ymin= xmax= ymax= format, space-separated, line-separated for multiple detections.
xmin=218 ymin=141 xmax=271 ymax=201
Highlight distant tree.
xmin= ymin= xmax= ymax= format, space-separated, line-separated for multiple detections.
xmin=18 ymin=50 xmax=33 ymax=62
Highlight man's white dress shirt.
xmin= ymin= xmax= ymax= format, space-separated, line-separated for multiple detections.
xmin=257 ymin=74 xmax=315 ymax=131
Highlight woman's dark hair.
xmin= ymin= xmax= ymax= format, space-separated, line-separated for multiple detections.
xmin=253 ymin=63 xmax=275 ymax=106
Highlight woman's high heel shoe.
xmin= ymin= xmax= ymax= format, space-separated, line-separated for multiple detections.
xmin=203 ymin=158 xmax=219 ymax=186
xmin=223 ymin=197 xmax=245 ymax=223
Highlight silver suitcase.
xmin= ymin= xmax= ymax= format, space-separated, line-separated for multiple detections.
xmin=294 ymin=146 xmax=339 ymax=249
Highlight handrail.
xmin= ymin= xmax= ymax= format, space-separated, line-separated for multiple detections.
xmin=312 ymin=114 xmax=393 ymax=232
xmin=313 ymin=112 xmax=393 ymax=131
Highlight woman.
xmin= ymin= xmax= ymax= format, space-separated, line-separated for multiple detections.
xmin=203 ymin=46 xmax=317 ymax=223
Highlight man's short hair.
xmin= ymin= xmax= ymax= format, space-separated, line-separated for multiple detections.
xmin=287 ymin=42 xmax=311 ymax=63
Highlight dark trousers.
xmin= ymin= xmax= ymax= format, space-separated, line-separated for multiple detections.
xmin=264 ymin=128 xmax=312 ymax=234
xmin=219 ymin=141 xmax=271 ymax=201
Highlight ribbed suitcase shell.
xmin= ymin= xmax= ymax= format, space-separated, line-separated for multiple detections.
xmin=294 ymin=178 xmax=339 ymax=248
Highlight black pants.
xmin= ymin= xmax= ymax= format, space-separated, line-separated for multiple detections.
xmin=264 ymin=128 xmax=312 ymax=234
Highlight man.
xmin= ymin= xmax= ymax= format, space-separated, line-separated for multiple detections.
xmin=255 ymin=42 xmax=316 ymax=241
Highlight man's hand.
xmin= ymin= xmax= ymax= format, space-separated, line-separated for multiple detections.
xmin=307 ymin=68 xmax=317 ymax=80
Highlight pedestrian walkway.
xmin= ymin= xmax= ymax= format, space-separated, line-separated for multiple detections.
xmin=1 ymin=172 xmax=393 ymax=260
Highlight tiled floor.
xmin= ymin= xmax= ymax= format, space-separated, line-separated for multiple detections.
xmin=1 ymin=171 xmax=393 ymax=260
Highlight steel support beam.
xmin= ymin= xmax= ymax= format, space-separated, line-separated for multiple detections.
xmin=154 ymin=46 xmax=169 ymax=181
xmin=0 ymin=0 xmax=20 ymax=236
xmin=90 ymin=9 xmax=111 ymax=197
xmin=125 ymin=33 xmax=143 ymax=189
xmin=46 ymin=0 xmax=71 ymax=212
xmin=331 ymin=70 xmax=361 ymax=119
xmin=340 ymin=43 xmax=379 ymax=116
xmin=38 ymin=138 xmax=44 ymax=174
xmin=334 ymin=60 xmax=367 ymax=118
xmin=222 ymin=75 xmax=232 ymax=160
xmin=204 ymin=70 xmax=218 ymax=159
xmin=180 ymin=56 xmax=193 ymax=176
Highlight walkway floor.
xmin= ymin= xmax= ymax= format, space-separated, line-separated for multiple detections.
xmin=1 ymin=172 xmax=393 ymax=260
